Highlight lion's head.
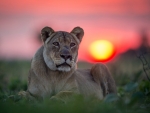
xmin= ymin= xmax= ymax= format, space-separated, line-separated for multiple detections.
xmin=41 ymin=26 xmax=84 ymax=72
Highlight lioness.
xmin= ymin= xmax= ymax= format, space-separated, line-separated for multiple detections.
xmin=20 ymin=26 xmax=116 ymax=101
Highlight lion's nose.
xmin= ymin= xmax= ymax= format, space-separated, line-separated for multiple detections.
xmin=60 ymin=54 xmax=72 ymax=61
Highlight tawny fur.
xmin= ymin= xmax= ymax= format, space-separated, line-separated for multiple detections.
xmin=19 ymin=26 xmax=116 ymax=101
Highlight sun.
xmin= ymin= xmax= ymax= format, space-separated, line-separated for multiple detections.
xmin=89 ymin=40 xmax=115 ymax=62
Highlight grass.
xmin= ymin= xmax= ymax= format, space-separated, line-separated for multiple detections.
xmin=0 ymin=58 xmax=150 ymax=113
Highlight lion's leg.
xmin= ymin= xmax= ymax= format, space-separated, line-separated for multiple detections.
xmin=50 ymin=91 xmax=76 ymax=102
xmin=18 ymin=70 xmax=40 ymax=101
xmin=18 ymin=91 xmax=36 ymax=101
xmin=90 ymin=63 xmax=117 ymax=96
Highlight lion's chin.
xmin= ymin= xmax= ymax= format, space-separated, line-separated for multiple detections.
xmin=57 ymin=66 xmax=71 ymax=72
xmin=56 ymin=62 xmax=71 ymax=72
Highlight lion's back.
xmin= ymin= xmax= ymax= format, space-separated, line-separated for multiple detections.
xmin=74 ymin=69 xmax=104 ymax=99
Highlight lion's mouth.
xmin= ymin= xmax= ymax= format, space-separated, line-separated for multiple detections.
xmin=56 ymin=62 xmax=71 ymax=68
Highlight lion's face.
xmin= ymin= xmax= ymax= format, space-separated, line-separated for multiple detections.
xmin=41 ymin=27 xmax=84 ymax=72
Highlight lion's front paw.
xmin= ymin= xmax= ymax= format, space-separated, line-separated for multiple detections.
xmin=18 ymin=91 xmax=28 ymax=97
xmin=18 ymin=91 xmax=36 ymax=101
xmin=50 ymin=96 xmax=65 ymax=103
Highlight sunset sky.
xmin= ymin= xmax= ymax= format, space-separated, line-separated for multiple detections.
xmin=0 ymin=0 xmax=150 ymax=62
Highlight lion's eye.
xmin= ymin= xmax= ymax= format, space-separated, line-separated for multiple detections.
xmin=70 ymin=43 xmax=76 ymax=48
xmin=53 ymin=42 xmax=59 ymax=46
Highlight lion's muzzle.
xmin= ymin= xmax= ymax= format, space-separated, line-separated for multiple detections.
xmin=60 ymin=48 xmax=72 ymax=61
xmin=60 ymin=54 xmax=72 ymax=61
xmin=56 ymin=62 xmax=71 ymax=68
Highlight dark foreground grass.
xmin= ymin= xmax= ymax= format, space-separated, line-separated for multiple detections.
xmin=0 ymin=60 xmax=150 ymax=113
xmin=0 ymin=88 xmax=150 ymax=113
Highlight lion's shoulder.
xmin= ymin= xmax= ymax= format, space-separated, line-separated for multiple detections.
xmin=32 ymin=46 xmax=44 ymax=60
xmin=31 ymin=46 xmax=49 ymax=75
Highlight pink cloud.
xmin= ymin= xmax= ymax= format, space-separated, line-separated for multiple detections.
xmin=0 ymin=0 xmax=149 ymax=15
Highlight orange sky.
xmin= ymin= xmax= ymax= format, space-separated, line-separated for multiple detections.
xmin=0 ymin=0 xmax=150 ymax=62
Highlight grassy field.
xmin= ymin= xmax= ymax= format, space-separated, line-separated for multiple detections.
xmin=0 ymin=56 xmax=150 ymax=113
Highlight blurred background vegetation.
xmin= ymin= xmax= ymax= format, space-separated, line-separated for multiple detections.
xmin=0 ymin=51 xmax=150 ymax=113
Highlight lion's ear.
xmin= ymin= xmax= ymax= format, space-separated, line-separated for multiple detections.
xmin=41 ymin=26 xmax=55 ymax=42
xmin=70 ymin=27 xmax=84 ymax=42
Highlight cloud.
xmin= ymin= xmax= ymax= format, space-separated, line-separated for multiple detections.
xmin=0 ymin=0 xmax=150 ymax=15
